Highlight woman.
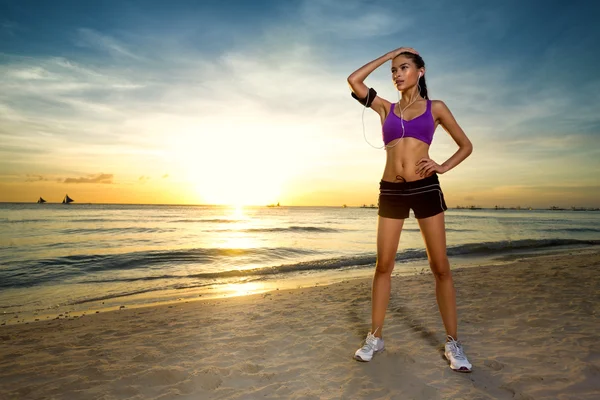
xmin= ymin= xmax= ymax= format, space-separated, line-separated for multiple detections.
xmin=347 ymin=47 xmax=473 ymax=372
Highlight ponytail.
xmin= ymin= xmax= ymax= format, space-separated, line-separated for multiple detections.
xmin=418 ymin=75 xmax=429 ymax=99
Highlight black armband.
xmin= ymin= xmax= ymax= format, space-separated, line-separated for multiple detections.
xmin=351 ymin=88 xmax=377 ymax=107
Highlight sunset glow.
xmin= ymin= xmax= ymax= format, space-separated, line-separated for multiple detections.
xmin=1 ymin=1 xmax=598 ymax=208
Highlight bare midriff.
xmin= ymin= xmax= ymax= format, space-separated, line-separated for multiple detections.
xmin=382 ymin=137 xmax=431 ymax=183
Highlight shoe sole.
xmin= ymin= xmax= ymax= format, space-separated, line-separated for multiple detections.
xmin=451 ymin=366 xmax=472 ymax=373
xmin=354 ymin=348 xmax=384 ymax=362
xmin=444 ymin=353 xmax=472 ymax=373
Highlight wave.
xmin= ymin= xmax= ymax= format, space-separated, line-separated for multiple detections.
xmin=402 ymin=228 xmax=475 ymax=233
xmin=2 ymin=217 xmax=165 ymax=224
xmin=66 ymin=218 xmax=157 ymax=223
xmin=183 ymin=238 xmax=600 ymax=279
xmin=551 ymin=227 xmax=600 ymax=233
xmin=0 ymin=247 xmax=319 ymax=289
xmin=3 ymin=239 xmax=598 ymax=289
xmin=205 ymin=226 xmax=341 ymax=233
xmin=444 ymin=238 xmax=600 ymax=255
xmin=59 ymin=227 xmax=176 ymax=235
xmin=39 ymin=238 xmax=600 ymax=287
xmin=3 ymin=218 xmax=51 ymax=223
xmin=171 ymin=219 xmax=241 ymax=223
xmin=243 ymin=226 xmax=339 ymax=233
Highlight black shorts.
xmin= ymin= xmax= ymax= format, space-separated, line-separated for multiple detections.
xmin=378 ymin=174 xmax=448 ymax=219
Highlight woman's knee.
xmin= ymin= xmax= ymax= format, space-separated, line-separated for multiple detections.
xmin=430 ymin=259 xmax=452 ymax=281
xmin=375 ymin=259 xmax=395 ymax=275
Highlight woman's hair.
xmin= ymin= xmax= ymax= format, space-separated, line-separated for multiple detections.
xmin=398 ymin=52 xmax=429 ymax=99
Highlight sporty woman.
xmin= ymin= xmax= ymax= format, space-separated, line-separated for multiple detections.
xmin=348 ymin=47 xmax=473 ymax=372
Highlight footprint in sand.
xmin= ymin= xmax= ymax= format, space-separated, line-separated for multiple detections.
xmin=500 ymin=385 xmax=536 ymax=400
xmin=485 ymin=359 xmax=505 ymax=371
xmin=139 ymin=367 xmax=189 ymax=387
xmin=77 ymin=333 xmax=95 ymax=341
xmin=238 ymin=334 xmax=265 ymax=342
xmin=249 ymin=313 xmax=264 ymax=320
xmin=132 ymin=351 xmax=163 ymax=363
xmin=193 ymin=368 xmax=223 ymax=390
xmin=238 ymin=362 xmax=264 ymax=374
xmin=321 ymin=326 xmax=346 ymax=334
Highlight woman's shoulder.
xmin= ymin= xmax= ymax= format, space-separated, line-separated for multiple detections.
xmin=430 ymin=98 xmax=453 ymax=106
xmin=429 ymin=99 xmax=455 ymax=123
xmin=430 ymin=99 xmax=451 ymax=112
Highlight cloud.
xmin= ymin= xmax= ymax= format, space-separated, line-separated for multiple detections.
xmin=75 ymin=28 xmax=143 ymax=61
xmin=25 ymin=174 xmax=51 ymax=182
xmin=0 ymin=0 xmax=598 ymax=206
xmin=298 ymin=0 xmax=412 ymax=39
xmin=0 ymin=56 xmax=144 ymax=142
xmin=502 ymin=184 xmax=600 ymax=196
xmin=1 ymin=20 xmax=21 ymax=37
xmin=64 ymin=173 xmax=113 ymax=184
xmin=138 ymin=175 xmax=151 ymax=183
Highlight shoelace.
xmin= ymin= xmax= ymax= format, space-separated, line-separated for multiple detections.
xmin=361 ymin=332 xmax=378 ymax=352
xmin=446 ymin=336 xmax=466 ymax=360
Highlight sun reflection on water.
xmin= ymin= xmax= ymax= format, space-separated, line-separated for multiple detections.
xmin=210 ymin=205 xmax=261 ymax=249
xmin=222 ymin=281 xmax=267 ymax=297
xmin=230 ymin=204 xmax=245 ymax=220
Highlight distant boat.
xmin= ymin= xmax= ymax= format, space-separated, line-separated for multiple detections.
xmin=266 ymin=202 xmax=280 ymax=208
xmin=62 ymin=194 xmax=74 ymax=204
xmin=342 ymin=204 xmax=347 ymax=208
xmin=571 ymin=207 xmax=590 ymax=212
xmin=37 ymin=197 xmax=47 ymax=204
xmin=457 ymin=205 xmax=481 ymax=210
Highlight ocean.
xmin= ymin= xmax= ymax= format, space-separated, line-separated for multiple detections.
xmin=1 ymin=203 xmax=599 ymax=323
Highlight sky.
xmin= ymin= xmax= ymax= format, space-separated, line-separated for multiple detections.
xmin=1 ymin=0 xmax=599 ymax=208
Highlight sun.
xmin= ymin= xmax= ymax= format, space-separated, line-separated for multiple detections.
xmin=182 ymin=140 xmax=285 ymax=206
xmin=169 ymin=117 xmax=297 ymax=206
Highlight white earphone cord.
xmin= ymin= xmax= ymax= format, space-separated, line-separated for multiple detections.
xmin=361 ymin=89 xmax=384 ymax=149
xmin=361 ymin=78 xmax=423 ymax=150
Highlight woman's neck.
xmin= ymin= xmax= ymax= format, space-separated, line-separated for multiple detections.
xmin=399 ymin=86 xmax=422 ymax=108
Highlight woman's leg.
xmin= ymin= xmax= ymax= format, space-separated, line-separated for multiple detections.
xmin=417 ymin=212 xmax=457 ymax=339
xmin=371 ymin=216 xmax=404 ymax=337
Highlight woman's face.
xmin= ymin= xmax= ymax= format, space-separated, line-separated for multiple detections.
xmin=391 ymin=56 xmax=421 ymax=91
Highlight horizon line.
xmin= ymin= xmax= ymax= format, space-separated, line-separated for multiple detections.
xmin=1 ymin=201 xmax=599 ymax=211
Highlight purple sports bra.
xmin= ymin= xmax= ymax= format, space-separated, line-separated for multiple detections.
xmin=382 ymin=100 xmax=435 ymax=146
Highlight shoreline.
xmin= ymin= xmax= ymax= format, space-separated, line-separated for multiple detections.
xmin=2 ymin=244 xmax=598 ymax=327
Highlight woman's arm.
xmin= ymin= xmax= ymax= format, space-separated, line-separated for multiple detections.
xmin=347 ymin=47 xmax=418 ymax=117
xmin=416 ymin=100 xmax=473 ymax=177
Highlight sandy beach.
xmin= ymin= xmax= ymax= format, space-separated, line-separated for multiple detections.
xmin=1 ymin=249 xmax=599 ymax=399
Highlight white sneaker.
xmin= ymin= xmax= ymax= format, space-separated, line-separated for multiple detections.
xmin=354 ymin=332 xmax=384 ymax=362
xmin=444 ymin=335 xmax=472 ymax=372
